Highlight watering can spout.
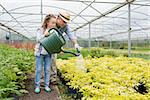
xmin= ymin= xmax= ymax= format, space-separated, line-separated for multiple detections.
xmin=61 ymin=49 xmax=81 ymax=56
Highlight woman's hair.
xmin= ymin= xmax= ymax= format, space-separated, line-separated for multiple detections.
xmin=42 ymin=14 xmax=56 ymax=30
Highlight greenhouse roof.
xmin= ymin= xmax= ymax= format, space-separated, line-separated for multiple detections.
xmin=0 ymin=0 xmax=150 ymax=41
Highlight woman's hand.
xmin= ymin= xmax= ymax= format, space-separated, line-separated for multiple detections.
xmin=60 ymin=51 xmax=64 ymax=55
xmin=44 ymin=29 xmax=49 ymax=36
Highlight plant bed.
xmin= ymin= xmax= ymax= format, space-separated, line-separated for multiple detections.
xmin=57 ymin=70 xmax=83 ymax=100
xmin=0 ymin=44 xmax=34 ymax=99
xmin=57 ymin=56 xmax=150 ymax=99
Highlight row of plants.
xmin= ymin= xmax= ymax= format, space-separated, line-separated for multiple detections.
xmin=89 ymin=48 xmax=150 ymax=59
xmin=0 ymin=44 xmax=35 ymax=99
xmin=57 ymin=56 xmax=150 ymax=99
xmin=57 ymin=48 xmax=150 ymax=60
xmin=129 ymin=47 xmax=150 ymax=51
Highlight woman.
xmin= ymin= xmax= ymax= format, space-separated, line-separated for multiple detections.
xmin=50 ymin=11 xmax=80 ymax=84
xmin=34 ymin=14 xmax=56 ymax=93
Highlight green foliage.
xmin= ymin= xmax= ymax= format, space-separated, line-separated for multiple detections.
xmin=0 ymin=44 xmax=34 ymax=98
xmin=57 ymin=48 xmax=150 ymax=60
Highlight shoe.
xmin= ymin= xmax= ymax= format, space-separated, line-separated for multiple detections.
xmin=34 ymin=87 xmax=40 ymax=94
xmin=44 ymin=86 xmax=51 ymax=92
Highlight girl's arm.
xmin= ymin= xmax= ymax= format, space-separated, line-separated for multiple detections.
xmin=36 ymin=28 xmax=45 ymax=42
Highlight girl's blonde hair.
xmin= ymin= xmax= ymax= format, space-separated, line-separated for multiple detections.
xmin=42 ymin=14 xmax=56 ymax=30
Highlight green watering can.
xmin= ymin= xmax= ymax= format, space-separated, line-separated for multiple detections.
xmin=39 ymin=28 xmax=80 ymax=56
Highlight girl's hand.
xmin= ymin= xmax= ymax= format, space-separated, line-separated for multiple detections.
xmin=44 ymin=29 xmax=49 ymax=36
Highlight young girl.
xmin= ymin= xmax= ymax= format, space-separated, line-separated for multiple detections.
xmin=34 ymin=14 xmax=56 ymax=93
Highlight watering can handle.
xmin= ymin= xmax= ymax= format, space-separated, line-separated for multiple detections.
xmin=61 ymin=49 xmax=80 ymax=56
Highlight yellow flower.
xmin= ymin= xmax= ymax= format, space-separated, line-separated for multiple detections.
xmin=57 ymin=57 xmax=150 ymax=99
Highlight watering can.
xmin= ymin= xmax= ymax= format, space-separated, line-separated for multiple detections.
xmin=39 ymin=28 xmax=80 ymax=56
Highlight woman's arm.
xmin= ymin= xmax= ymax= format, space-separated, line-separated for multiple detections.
xmin=65 ymin=26 xmax=81 ymax=50
xmin=65 ymin=26 xmax=77 ymax=44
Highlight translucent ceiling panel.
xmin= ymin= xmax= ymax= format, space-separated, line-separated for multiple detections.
xmin=0 ymin=0 xmax=149 ymax=40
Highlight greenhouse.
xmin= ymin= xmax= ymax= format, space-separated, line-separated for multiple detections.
xmin=0 ymin=0 xmax=150 ymax=99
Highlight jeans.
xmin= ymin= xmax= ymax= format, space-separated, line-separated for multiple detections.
xmin=35 ymin=54 xmax=52 ymax=87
